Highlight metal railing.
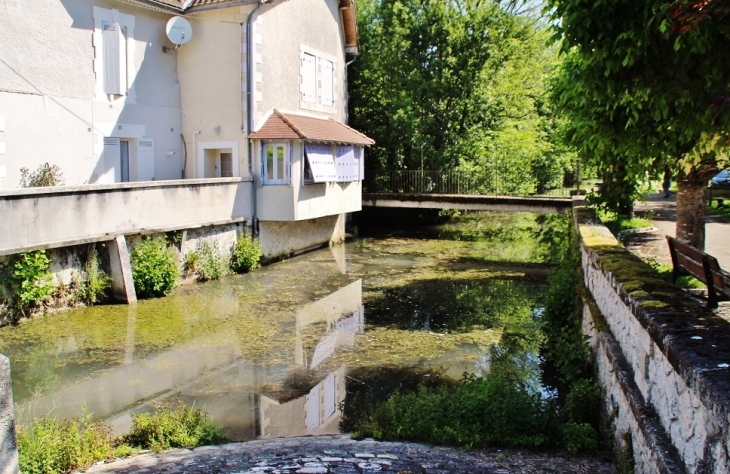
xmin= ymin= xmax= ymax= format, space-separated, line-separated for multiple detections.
xmin=363 ymin=170 xmax=577 ymax=197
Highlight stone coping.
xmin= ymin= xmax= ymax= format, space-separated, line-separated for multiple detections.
xmin=573 ymin=202 xmax=730 ymax=435
xmin=0 ymin=177 xmax=253 ymax=198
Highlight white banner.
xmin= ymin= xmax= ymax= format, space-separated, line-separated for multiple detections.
xmin=305 ymin=144 xmax=336 ymax=183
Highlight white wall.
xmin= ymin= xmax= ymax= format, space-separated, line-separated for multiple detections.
xmin=0 ymin=0 xmax=183 ymax=189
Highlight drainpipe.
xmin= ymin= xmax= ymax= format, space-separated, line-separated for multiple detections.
xmin=344 ymin=55 xmax=357 ymax=124
xmin=245 ymin=1 xmax=265 ymax=236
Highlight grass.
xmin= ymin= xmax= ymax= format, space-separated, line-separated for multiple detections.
xmin=707 ymin=197 xmax=730 ymax=222
xmin=16 ymin=403 xmax=227 ymax=474
xmin=596 ymin=210 xmax=653 ymax=237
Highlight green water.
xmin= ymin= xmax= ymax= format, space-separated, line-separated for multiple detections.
xmin=0 ymin=211 xmax=567 ymax=441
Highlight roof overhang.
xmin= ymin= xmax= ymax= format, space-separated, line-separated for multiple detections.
xmin=249 ymin=110 xmax=374 ymax=146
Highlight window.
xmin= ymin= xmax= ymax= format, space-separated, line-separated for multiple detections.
xmin=301 ymin=53 xmax=316 ymax=103
xmin=262 ymin=143 xmax=289 ymax=185
xmin=220 ymin=152 xmax=233 ymax=177
xmin=93 ymin=6 xmax=135 ymax=100
xmin=304 ymin=143 xmax=336 ymax=183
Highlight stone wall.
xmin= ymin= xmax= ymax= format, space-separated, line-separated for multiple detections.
xmin=258 ymin=214 xmax=346 ymax=259
xmin=575 ymin=202 xmax=730 ymax=473
xmin=0 ymin=355 xmax=19 ymax=474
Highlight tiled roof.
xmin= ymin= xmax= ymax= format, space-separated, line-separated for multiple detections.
xmin=249 ymin=110 xmax=374 ymax=145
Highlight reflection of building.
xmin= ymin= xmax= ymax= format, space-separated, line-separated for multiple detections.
xmin=14 ymin=279 xmax=364 ymax=440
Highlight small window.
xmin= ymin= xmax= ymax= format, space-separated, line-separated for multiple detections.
xmin=263 ymin=143 xmax=289 ymax=185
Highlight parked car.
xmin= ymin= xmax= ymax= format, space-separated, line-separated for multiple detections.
xmin=712 ymin=170 xmax=730 ymax=187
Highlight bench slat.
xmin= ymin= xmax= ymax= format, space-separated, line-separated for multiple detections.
xmin=666 ymin=235 xmax=729 ymax=308
xmin=676 ymin=253 xmax=706 ymax=280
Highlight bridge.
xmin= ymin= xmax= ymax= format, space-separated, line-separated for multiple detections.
xmin=362 ymin=170 xmax=575 ymax=213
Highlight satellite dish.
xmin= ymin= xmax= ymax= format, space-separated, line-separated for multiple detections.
xmin=166 ymin=16 xmax=192 ymax=47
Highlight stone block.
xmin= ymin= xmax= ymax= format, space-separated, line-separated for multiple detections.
xmin=0 ymin=355 xmax=19 ymax=474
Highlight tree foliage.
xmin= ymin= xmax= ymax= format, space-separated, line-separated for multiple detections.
xmin=350 ymin=0 xmax=573 ymax=193
xmin=549 ymin=0 xmax=730 ymax=246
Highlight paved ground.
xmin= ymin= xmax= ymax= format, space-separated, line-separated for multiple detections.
xmin=626 ymin=192 xmax=730 ymax=268
xmin=82 ymin=435 xmax=613 ymax=474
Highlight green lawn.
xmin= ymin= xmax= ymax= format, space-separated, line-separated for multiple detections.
xmin=707 ymin=196 xmax=730 ymax=222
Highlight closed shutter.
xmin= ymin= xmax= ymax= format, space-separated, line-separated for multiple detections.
xmin=322 ymin=59 xmax=334 ymax=107
xmin=301 ymin=53 xmax=316 ymax=103
xmin=356 ymin=147 xmax=364 ymax=181
xmin=335 ymin=146 xmax=357 ymax=182
xmin=306 ymin=385 xmax=320 ymax=430
xmin=102 ymin=23 xmax=127 ymax=95
xmin=324 ymin=374 xmax=336 ymax=419
xmin=101 ymin=138 xmax=120 ymax=184
xmin=304 ymin=144 xmax=336 ymax=182
xmin=137 ymin=138 xmax=155 ymax=181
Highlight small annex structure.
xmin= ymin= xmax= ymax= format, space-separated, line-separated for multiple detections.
xmin=0 ymin=0 xmax=372 ymax=265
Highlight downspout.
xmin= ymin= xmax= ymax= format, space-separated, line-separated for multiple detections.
xmin=244 ymin=1 xmax=264 ymax=236
xmin=344 ymin=55 xmax=357 ymax=124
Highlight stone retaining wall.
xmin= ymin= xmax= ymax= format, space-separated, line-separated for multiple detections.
xmin=575 ymin=202 xmax=730 ymax=473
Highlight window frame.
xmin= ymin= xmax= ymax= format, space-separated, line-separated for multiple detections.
xmin=261 ymin=141 xmax=291 ymax=185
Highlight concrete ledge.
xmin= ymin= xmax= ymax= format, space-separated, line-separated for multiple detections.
xmin=0 ymin=179 xmax=253 ymax=256
xmin=574 ymin=202 xmax=730 ymax=473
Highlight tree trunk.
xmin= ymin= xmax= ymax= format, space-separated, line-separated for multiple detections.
xmin=676 ymin=170 xmax=707 ymax=250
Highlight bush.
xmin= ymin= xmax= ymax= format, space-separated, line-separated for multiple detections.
xmin=194 ymin=241 xmax=229 ymax=282
xmin=9 ymin=250 xmax=55 ymax=312
xmin=122 ymin=403 xmax=227 ymax=452
xmin=17 ymin=414 xmax=115 ymax=474
xmin=131 ymin=239 xmax=179 ymax=298
xmin=230 ymin=234 xmax=262 ymax=273
xmin=19 ymin=163 xmax=64 ymax=187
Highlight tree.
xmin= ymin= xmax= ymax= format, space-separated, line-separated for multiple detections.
xmin=349 ymin=0 xmax=571 ymax=194
xmin=549 ymin=0 xmax=730 ymax=249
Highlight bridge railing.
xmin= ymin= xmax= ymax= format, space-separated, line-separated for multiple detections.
xmin=363 ymin=170 xmax=576 ymax=197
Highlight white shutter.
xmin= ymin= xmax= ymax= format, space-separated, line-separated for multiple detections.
xmin=103 ymin=23 xmax=127 ymax=95
xmin=101 ymin=138 xmax=120 ymax=184
xmin=356 ymin=147 xmax=364 ymax=181
xmin=306 ymin=385 xmax=321 ymax=430
xmin=301 ymin=53 xmax=316 ymax=102
xmin=324 ymin=374 xmax=336 ymax=419
xmin=335 ymin=146 xmax=358 ymax=182
xmin=304 ymin=144 xmax=336 ymax=182
xmin=322 ymin=59 xmax=334 ymax=107
xmin=137 ymin=138 xmax=155 ymax=181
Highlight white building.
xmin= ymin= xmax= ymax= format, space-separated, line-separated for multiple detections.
xmin=0 ymin=0 xmax=372 ymax=298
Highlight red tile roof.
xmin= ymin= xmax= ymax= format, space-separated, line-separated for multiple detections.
xmin=249 ymin=110 xmax=374 ymax=145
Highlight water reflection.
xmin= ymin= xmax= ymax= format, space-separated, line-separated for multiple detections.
xmin=0 ymin=212 xmax=556 ymax=441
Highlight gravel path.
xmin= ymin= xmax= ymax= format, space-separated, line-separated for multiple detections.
xmin=82 ymin=435 xmax=613 ymax=474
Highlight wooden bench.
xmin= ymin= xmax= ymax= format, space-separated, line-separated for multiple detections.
xmin=666 ymin=236 xmax=730 ymax=308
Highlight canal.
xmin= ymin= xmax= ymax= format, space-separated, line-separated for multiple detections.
xmin=0 ymin=211 xmax=567 ymax=442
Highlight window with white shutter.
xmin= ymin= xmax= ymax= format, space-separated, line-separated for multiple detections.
xmin=301 ymin=53 xmax=316 ymax=103
xmin=101 ymin=138 xmax=120 ymax=184
xmin=304 ymin=144 xmax=336 ymax=183
xmin=102 ymin=22 xmax=127 ymax=95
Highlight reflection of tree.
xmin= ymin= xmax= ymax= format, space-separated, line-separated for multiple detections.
xmin=532 ymin=214 xmax=571 ymax=264
xmin=365 ymin=277 xmax=543 ymax=339
xmin=15 ymin=344 xmax=61 ymax=399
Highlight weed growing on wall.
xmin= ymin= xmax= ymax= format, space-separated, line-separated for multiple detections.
xmin=19 ymin=163 xmax=64 ymax=187
xmin=131 ymin=239 xmax=179 ymax=298
xmin=83 ymin=249 xmax=113 ymax=304
xmin=230 ymin=234 xmax=262 ymax=273
xmin=17 ymin=404 xmax=226 ymax=474
xmin=9 ymin=250 xmax=55 ymax=314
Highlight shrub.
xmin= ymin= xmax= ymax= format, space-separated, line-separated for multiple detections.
xmin=17 ymin=414 xmax=115 ymax=474
xmin=130 ymin=238 xmax=179 ymax=298
xmin=122 ymin=402 xmax=227 ymax=452
xmin=10 ymin=250 xmax=55 ymax=312
xmin=19 ymin=163 xmax=64 ymax=188
xmin=194 ymin=241 xmax=229 ymax=282
xmin=230 ymin=234 xmax=262 ymax=273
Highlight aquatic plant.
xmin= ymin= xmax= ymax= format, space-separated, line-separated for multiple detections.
xmin=83 ymin=249 xmax=113 ymax=305
xmin=230 ymin=234 xmax=262 ymax=273
xmin=188 ymin=241 xmax=230 ymax=282
xmin=130 ymin=238 xmax=179 ymax=298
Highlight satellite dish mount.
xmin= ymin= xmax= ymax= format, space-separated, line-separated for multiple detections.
xmin=163 ymin=16 xmax=192 ymax=53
